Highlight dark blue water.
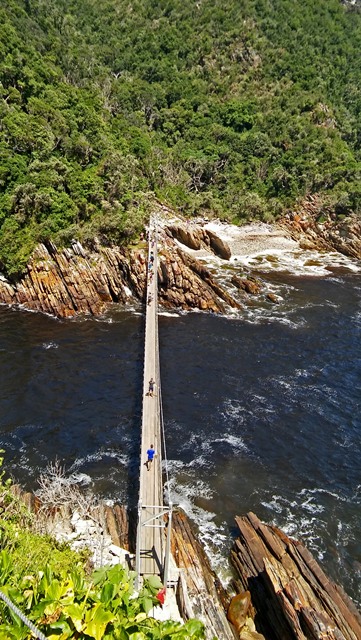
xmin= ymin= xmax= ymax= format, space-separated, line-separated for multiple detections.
xmin=0 ymin=273 xmax=360 ymax=604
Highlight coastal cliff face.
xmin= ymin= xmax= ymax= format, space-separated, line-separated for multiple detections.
xmin=0 ymin=210 xmax=359 ymax=319
xmin=282 ymin=197 xmax=361 ymax=260
xmin=0 ymin=227 xmax=239 ymax=318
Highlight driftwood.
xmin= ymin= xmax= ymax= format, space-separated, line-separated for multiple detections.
xmin=171 ymin=509 xmax=237 ymax=639
xmin=231 ymin=512 xmax=361 ymax=640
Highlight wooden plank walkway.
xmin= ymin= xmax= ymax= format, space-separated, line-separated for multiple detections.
xmin=136 ymin=225 xmax=166 ymax=582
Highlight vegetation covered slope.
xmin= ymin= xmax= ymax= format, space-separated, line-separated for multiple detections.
xmin=0 ymin=0 xmax=360 ymax=276
xmin=0 ymin=453 xmax=205 ymax=639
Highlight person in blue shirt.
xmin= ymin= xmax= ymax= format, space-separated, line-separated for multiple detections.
xmin=146 ymin=444 xmax=155 ymax=470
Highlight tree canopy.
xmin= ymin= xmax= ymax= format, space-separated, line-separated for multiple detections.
xmin=0 ymin=0 xmax=360 ymax=276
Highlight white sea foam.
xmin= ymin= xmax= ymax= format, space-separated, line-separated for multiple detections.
xmin=18 ymin=304 xmax=58 ymax=319
xmin=168 ymin=476 xmax=233 ymax=584
xmin=221 ymin=396 xmax=275 ymax=426
xmin=158 ymin=311 xmax=181 ymax=318
xmin=42 ymin=341 xmax=58 ymax=349
xmin=68 ymin=472 xmax=92 ymax=486
xmin=353 ymin=311 xmax=361 ymax=327
xmin=239 ymin=306 xmax=307 ymax=329
xmin=70 ymin=450 xmax=130 ymax=470
xmin=219 ymin=401 xmax=247 ymax=425
xmin=188 ymin=453 xmax=212 ymax=470
xmin=300 ymin=487 xmax=348 ymax=503
xmin=211 ymin=433 xmax=248 ymax=452
xmin=237 ymin=247 xmax=360 ymax=276
xmin=260 ymin=494 xmax=328 ymax=557
xmin=276 ymin=378 xmax=293 ymax=390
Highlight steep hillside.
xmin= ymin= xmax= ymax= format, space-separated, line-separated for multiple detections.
xmin=1 ymin=0 xmax=360 ymax=277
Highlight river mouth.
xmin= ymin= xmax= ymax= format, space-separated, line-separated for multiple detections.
xmin=0 ymin=238 xmax=360 ymax=605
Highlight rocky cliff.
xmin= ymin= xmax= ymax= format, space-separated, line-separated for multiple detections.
xmin=282 ymin=196 xmax=361 ymax=260
xmin=0 ymin=227 xmax=240 ymax=318
xmin=0 ymin=208 xmax=359 ymax=319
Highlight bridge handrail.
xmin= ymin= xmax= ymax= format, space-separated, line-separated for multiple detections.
xmin=153 ymin=220 xmax=171 ymax=501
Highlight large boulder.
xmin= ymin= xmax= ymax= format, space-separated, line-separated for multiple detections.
xmin=167 ymin=224 xmax=204 ymax=250
xmin=231 ymin=275 xmax=262 ymax=295
xmin=205 ymin=229 xmax=231 ymax=260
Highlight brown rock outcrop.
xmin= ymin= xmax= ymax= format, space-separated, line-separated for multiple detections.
xmin=0 ymin=233 xmax=240 ymax=318
xmin=172 ymin=509 xmax=236 ymax=640
xmin=175 ymin=249 xmax=241 ymax=310
xmin=281 ymin=196 xmax=361 ymax=260
xmin=231 ymin=275 xmax=262 ymax=295
xmin=0 ymin=241 xmax=143 ymax=318
xmin=205 ymin=229 xmax=232 ymax=260
xmin=167 ymin=224 xmax=205 ymax=250
xmin=166 ymin=223 xmax=232 ymax=260
xmin=231 ymin=512 xmax=361 ymax=640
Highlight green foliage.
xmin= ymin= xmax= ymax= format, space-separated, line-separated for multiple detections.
xmin=0 ymin=0 xmax=360 ymax=276
xmin=0 ymin=454 xmax=205 ymax=639
xmin=0 ymin=558 xmax=206 ymax=639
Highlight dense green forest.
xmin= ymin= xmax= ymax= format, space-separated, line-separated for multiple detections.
xmin=0 ymin=0 xmax=360 ymax=276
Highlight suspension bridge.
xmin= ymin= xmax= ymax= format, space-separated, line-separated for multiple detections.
xmin=135 ymin=221 xmax=173 ymax=589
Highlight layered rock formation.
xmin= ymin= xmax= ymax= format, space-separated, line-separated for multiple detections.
xmin=231 ymin=512 xmax=361 ymax=640
xmin=0 ymin=241 xmax=142 ymax=318
xmin=281 ymin=196 xmax=361 ymax=260
xmin=1 ymin=207 xmax=359 ymax=320
xmin=0 ymin=227 xmax=240 ymax=318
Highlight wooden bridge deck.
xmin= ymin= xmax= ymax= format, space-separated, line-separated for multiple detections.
xmin=136 ymin=227 xmax=166 ymax=582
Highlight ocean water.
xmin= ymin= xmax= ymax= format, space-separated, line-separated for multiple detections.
xmin=0 ymin=261 xmax=360 ymax=605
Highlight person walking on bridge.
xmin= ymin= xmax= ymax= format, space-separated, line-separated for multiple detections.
xmin=148 ymin=377 xmax=155 ymax=396
xmin=146 ymin=444 xmax=155 ymax=470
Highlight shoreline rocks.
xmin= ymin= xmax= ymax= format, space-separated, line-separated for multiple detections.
xmin=281 ymin=195 xmax=361 ymax=260
xmin=166 ymin=223 xmax=232 ymax=260
xmin=0 ymin=228 xmax=240 ymax=318
xmin=0 ymin=209 xmax=359 ymax=319
xmin=231 ymin=512 xmax=361 ymax=640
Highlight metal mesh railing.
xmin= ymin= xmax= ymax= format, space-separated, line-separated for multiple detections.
xmin=0 ymin=589 xmax=47 ymax=640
